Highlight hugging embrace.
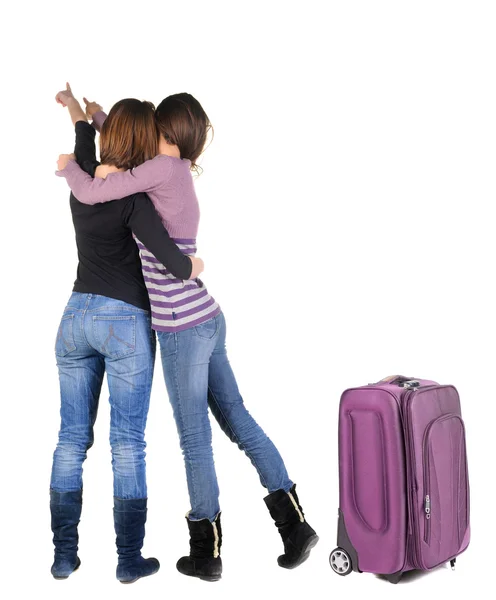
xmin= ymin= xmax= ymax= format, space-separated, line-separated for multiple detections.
xmin=50 ymin=84 xmax=318 ymax=584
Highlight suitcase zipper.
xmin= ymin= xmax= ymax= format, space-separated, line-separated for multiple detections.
xmin=424 ymin=494 xmax=431 ymax=544
xmin=402 ymin=389 xmax=421 ymax=568
xmin=402 ymin=385 xmax=438 ymax=569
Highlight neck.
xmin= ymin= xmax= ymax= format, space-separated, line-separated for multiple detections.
xmin=159 ymin=136 xmax=181 ymax=158
xmin=102 ymin=165 xmax=124 ymax=173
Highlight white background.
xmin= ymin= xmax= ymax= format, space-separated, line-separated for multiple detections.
xmin=2 ymin=1 xmax=495 ymax=599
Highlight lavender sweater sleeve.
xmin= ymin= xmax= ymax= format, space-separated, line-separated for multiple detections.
xmin=91 ymin=110 xmax=107 ymax=132
xmin=56 ymin=156 xmax=174 ymax=206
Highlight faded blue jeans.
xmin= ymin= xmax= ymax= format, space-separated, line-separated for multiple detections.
xmin=50 ymin=293 xmax=156 ymax=499
xmin=158 ymin=311 xmax=293 ymax=521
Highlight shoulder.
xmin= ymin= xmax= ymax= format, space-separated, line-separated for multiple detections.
xmin=120 ymin=192 xmax=150 ymax=225
xmin=123 ymin=193 xmax=154 ymax=217
xmin=149 ymin=154 xmax=178 ymax=172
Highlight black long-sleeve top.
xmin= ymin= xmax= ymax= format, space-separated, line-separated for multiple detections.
xmin=69 ymin=121 xmax=192 ymax=310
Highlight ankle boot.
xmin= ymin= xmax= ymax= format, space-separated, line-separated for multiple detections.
xmin=176 ymin=513 xmax=222 ymax=581
xmin=50 ymin=489 xmax=83 ymax=579
xmin=264 ymin=484 xmax=319 ymax=569
xmin=113 ymin=497 xmax=160 ymax=584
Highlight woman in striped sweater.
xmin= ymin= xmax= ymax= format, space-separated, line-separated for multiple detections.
xmin=57 ymin=93 xmax=318 ymax=581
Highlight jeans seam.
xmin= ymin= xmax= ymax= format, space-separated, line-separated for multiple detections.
xmin=80 ymin=303 xmax=92 ymax=350
xmin=144 ymin=333 xmax=156 ymax=433
xmin=81 ymin=293 xmax=92 ymax=339
xmin=172 ymin=333 xmax=200 ymax=513
xmin=207 ymin=385 xmax=269 ymax=489
xmin=106 ymin=319 xmax=151 ymax=498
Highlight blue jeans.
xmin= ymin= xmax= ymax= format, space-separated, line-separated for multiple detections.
xmin=158 ymin=312 xmax=293 ymax=521
xmin=50 ymin=293 xmax=156 ymax=499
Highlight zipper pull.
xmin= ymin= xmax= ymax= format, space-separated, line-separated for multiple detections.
xmin=424 ymin=495 xmax=431 ymax=519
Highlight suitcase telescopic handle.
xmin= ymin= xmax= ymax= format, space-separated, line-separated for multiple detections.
xmin=373 ymin=375 xmax=420 ymax=388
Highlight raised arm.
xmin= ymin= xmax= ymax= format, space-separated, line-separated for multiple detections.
xmin=123 ymin=194 xmax=203 ymax=280
xmin=91 ymin=110 xmax=107 ymax=132
xmin=82 ymin=97 xmax=107 ymax=132
xmin=55 ymin=83 xmax=87 ymax=126
xmin=56 ymin=155 xmax=173 ymax=206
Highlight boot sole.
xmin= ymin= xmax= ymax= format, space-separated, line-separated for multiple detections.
xmin=119 ymin=568 xmax=160 ymax=585
xmin=199 ymin=575 xmax=222 ymax=582
xmin=52 ymin=557 xmax=81 ymax=580
xmin=178 ymin=572 xmax=222 ymax=582
xmin=119 ymin=572 xmax=159 ymax=585
xmin=278 ymin=534 xmax=320 ymax=570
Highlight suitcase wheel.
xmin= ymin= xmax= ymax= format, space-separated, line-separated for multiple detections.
xmin=329 ymin=547 xmax=352 ymax=576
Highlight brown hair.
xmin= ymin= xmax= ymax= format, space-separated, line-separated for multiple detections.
xmin=99 ymin=99 xmax=159 ymax=170
xmin=155 ymin=93 xmax=212 ymax=174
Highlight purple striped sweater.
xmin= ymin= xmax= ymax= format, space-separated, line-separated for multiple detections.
xmin=57 ymin=113 xmax=220 ymax=332
xmin=137 ymin=238 xmax=220 ymax=331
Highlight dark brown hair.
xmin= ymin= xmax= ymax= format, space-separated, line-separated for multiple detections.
xmin=100 ymin=99 xmax=159 ymax=170
xmin=155 ymin=93 xmax=212 ymax=174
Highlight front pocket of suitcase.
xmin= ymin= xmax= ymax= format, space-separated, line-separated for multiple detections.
xmin=422 ymin=414 xmax=468 ymax=564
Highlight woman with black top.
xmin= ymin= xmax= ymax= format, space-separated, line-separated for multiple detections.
xmin=50 ymin=84 xmax=203 ymax=584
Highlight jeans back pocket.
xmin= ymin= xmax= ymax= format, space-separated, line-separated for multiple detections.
xmin=194 ymin=317 xmax=218 ymax=340
xmin=93 ymin=315 xmax=136 ymax=359
xmin=55 ymin=314 xmax=77 ymax=357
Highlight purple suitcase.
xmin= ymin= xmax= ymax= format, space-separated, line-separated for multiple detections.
xmin=330 ymin=376 xmax=470 ymax=583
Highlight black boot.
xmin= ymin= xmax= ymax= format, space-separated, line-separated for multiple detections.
xmin=50 ymin=489 xmax=83 ymax=579
xmin=264 ymin=484 xmax=319 ymax=569
xmin=176 ymin=513 xmax=222 ymax=582
xmin=113 ymin=498 xmax=160 ymax=584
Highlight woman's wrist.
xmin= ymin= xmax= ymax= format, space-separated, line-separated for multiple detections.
xmin=67 ymin=100 xmax=88 ymax=125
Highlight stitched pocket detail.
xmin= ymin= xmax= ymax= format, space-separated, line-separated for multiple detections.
xmin=93 ymin=315 xmax=136 ymax=358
